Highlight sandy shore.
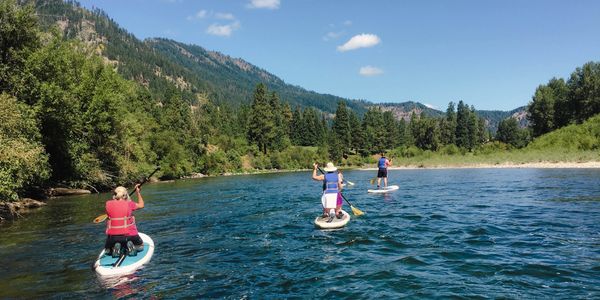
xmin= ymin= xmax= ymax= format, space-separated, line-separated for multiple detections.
xmin=358 ymin=161 xmax=600 ymax=170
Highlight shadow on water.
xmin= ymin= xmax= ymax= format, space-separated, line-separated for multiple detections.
xmin=0 ymin=168 xmax=600 ymax=298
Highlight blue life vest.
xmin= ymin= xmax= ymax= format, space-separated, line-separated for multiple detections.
xmin=378 ymin=157 xmax=387 ymax=169
xmin=324 ymin=172 xmax=339 ymax=194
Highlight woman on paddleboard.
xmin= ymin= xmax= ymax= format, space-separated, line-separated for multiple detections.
xmin=104 ymin=184 xmax=145 ymax=255
xmin=312 ymin=162 xmax=344 ymax=219
xmin=376 ymin=152 xmax=392 ymax=189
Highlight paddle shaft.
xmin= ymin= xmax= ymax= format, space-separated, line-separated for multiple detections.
xmin=128 ymin=167 xmax=160 ymax=196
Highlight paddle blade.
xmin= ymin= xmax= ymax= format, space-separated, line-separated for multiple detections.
xmin=369 ymin=178 xmax=375 ymax=185
xmin=351 ymin=205 xmax=364 ymax=216
xmin=346 ymin=180 xmax=355 ymax=186
xmin=93 ymin=214 xmax=108 ymax=223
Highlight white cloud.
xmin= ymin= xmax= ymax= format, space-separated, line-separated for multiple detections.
xmin=247 ymin=0 xmax=280 ymax=9
xmin=424 ymin=103 xmax=437 ymax=109
xmin=187 ymin=9 xmax=208 ymax=21
xmin=323 ymin=31 xmax=344 ymax=41
xmin=359 ymin=65 xmax=383 ymax=77
xmin=215 ymin=12 xmax=235 ymax=20
xmin=206 ymin=21 xmax=241 ymax=37
xmin=337 ymin=33 xmax=381 ymax=52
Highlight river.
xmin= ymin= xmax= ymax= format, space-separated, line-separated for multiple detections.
xmin=1 ymin=168 xmax=599 ymax=298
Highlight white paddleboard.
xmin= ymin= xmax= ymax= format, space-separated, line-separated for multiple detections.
xmin=368 ymin=185 xmax=399 ymax=193
xmin=314 ymin=210 xmax=350 ymax=229
xmin=94 ymin=232 xmax=155 ymax=277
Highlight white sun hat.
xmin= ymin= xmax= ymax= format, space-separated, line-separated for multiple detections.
xmin=323 ymin=162 xmax=338 ymax=172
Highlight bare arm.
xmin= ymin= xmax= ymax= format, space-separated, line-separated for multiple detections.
xmin=134 ymin=184 xmax=144 ymax=209
xmin=312 ymin=163 xmax=324 ymax=181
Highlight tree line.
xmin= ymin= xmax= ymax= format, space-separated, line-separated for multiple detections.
xmin=527 ymin=62 xmax=600 ymax=138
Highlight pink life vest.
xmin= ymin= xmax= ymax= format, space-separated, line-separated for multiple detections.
xmin=105 ymin=200 xmax=138 ymax=236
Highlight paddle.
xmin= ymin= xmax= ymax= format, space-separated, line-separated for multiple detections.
xmin=93 ymin=167 xmax=160 ymax=223
xmin=316 ymin=166 xmax=364 ymax=216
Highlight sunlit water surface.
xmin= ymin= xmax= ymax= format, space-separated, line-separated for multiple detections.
xmin=1 ymin=168 xmax=599 ymax=298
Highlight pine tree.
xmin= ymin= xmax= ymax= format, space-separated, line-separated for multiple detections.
xmin=455 ymin=101 xmax=470 ymax=149
xmin=441 ymin=102 xmax=457 ymax=145
xmin=383 ymin=111 xmax=399 ymax=149
xmin=348 ymin=110 xmax=364 ymax=152
xmin=290 ymin=107 xmax=303 ymax=145
xmin=332 ymin=101 xmax=351 ymax=154
xmin=247 ymin=83 xmax=274 ymax=154
xmin=468 ymin=105 xmax=479 ymax=150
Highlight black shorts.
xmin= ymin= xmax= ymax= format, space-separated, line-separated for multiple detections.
xmin=104 ymin=234 xmax=143 ymax=250
xmin=377 ymin=168 xmax=387 ymax=178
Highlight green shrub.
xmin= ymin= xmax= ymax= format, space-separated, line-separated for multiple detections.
xmin=0 ymin=94 xmax=49 ymax=201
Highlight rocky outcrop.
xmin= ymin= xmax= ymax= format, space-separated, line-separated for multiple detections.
xmin=0 ymin=199 xmax=46 ymax=223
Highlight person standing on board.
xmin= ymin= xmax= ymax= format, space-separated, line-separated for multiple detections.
xmin=376 ymin=153 xmax=392 ymax=189
xmin=104 ymin=184 xmax=145 ymax=256
xmin=312 ymin=162 xmax=344 ymax=218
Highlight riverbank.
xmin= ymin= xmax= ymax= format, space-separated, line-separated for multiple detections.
xmin=359 ymin=161 xmax=600 ymax=170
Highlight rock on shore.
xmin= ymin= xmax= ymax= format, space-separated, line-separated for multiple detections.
xmin=0 ymin=199 xmax=46 ymax=223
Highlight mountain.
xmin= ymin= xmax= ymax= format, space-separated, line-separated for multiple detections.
xmin=30 ymin=0 xmax=525 ymax=129
xmin=371 ymin=101 xmax=444 ymax=120
xmin=477 ymin=106 xmax=529 ymax=132
xmin=31 ymin=0 xmax=367 ymax=115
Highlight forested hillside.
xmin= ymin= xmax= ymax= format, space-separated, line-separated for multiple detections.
xmin=31 ymin=0 xmax=367 ymax=114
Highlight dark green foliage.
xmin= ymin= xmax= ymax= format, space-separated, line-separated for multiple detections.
xmin=362 ymin=108 xmax=386 ymax=153
xmin=332 ymin=101 xmax=352 ymax=154
xmin=567 ymin=62 xmax=600 ymax=123
xmin=440 ymin=102 xmax=457 ymax=145
xmin=527 ymin=62 xmax=600 ymax=136
xmin=528 ymin=78 xmax=566 ymax=137
xmin=348 ymin=111 xmax=365 ymax=152
xmin=496 ymin=118 xmax=529 ymax=148
xmin=382 ymin=111 xmax=400 ymax=149
xmin=0 ymin=93 xmax=49 ymax=200
xmin=0 ymin=0 xmax=40 ymax=96
xmin=247 ymin=83 xmax=274 ymax=154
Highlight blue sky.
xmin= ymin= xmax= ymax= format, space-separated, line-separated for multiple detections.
xmin=78 ymin=0 xmax=600 ymax=110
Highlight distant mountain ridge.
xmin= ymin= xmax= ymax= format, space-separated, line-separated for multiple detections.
xmin=31 ymin=0 xmax=526 ymax=130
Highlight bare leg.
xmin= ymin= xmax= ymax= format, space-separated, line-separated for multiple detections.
xmin=377 ymin=177 xmax=381 ymax=188
xmin=384 ymin=177 xmax=388 ymax=188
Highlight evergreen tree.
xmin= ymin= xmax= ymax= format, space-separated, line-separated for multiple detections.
xmin=468 ymin=105 xmax=479 ymax=150
xmin=247 ymin=83 xmax=274 ymax=154
xmin=332 ymin=101 xmax=352 ymax=154
xmin=455 ymin=101 xmax=470 ymax=149
xmin=441 ymin=102 xmax=457 ymax=145
xmin=348 ymin=110 xmax=364 ymax=152
xmin=290 ymin=107 xmax=303 ymax=145
xmin=268 ymin=92 xmax=289 ymax=151
xmin=383 ymin=111 xmax=399 ymax=149
xmin=397 ymin=119 xmax=409 ymax=147
xmin=497 ymin=118 xmax=528 ymax=148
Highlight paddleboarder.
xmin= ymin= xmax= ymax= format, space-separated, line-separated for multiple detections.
xmin=377 ymin=153 xmax=392 ymax=189
xmin=312 ymin=162 xmax=344 ymax=219
xmin=104 ymin=184 xmax=145 ymax=256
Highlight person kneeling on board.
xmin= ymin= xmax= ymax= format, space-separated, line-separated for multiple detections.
xmin=312 ymin=162 xmax=343 ymax=219
xmin=104 ymin=184 xmax=145 ymax=257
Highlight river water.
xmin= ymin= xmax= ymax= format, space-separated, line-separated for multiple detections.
xmin=0 ymin=168 xmax=599 ymax=298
